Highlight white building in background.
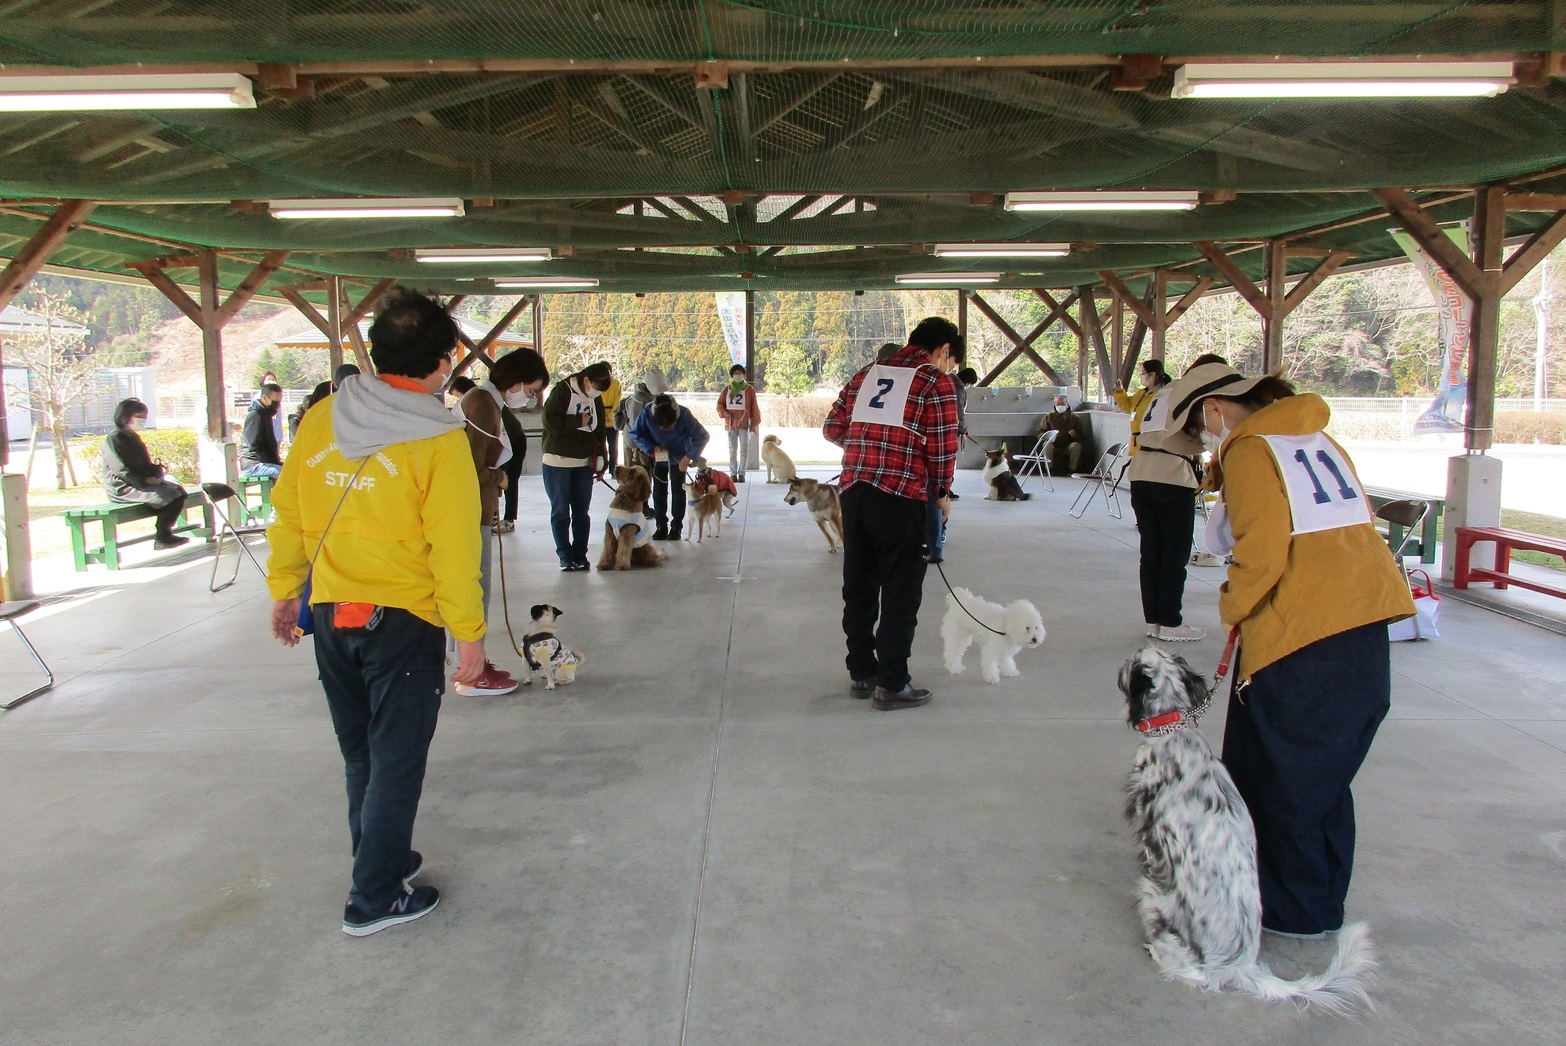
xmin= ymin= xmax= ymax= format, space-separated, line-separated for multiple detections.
xmin=1 ymin=304 xmax=154 ymax=439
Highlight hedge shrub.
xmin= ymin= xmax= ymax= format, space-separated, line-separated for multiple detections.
xmin=1494 ymin=412 xmax=1566 ymax=445
xmin=75 ymin=428 xmax=201 ymax=485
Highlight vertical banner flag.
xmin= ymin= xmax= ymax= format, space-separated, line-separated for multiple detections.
xmin=715 ymin=292 xmax=747 ymax=368
xmin=1389 ymin=225 xmax=1470 ymax=434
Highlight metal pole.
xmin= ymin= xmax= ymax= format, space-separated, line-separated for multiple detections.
xmin=1533 ymin=257 xmax=1552 ymax=411
xmin=532 ymin=294 xmax=545 ymax=357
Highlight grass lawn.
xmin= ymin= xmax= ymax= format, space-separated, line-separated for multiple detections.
xmin=1498 ymin=509 xmax=1566 ymax=571
xmin=21 ymin=484 xmax=163 ymax=561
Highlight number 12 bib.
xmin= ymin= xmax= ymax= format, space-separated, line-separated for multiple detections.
xmin=850 ymin=364 xmax=919 ymax=431
xmin=1261 ymin=433 xmax=1371 ymax=535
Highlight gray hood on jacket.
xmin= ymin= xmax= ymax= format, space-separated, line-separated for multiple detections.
xmin=331 ymin=373 xmax=463 ymax=460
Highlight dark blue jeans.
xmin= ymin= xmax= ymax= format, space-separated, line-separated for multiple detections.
xmin=314 ymin=605 xmax=445 ymax=913
xmin=841 ymin=483 xmax=929 ymax=691
xmin=652 ymin=460 xmax=686 ymax=532
xmin=1221 ymin=622 xmax=1391 ymax=935
xmin=542 ymin=463 xmax=593 ymax=565
xmin=924 ymin=495 xmax=945 ymax=559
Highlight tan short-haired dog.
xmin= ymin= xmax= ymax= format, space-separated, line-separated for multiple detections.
xmin=784 ymin=478 xmax=845 ymax=553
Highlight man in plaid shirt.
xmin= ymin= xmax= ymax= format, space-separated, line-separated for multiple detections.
xmin=824 ymin=317 xmax=963 ymax=711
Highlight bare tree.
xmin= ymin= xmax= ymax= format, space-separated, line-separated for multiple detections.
xmin=5 ymin=289 xmax=122 ymax=489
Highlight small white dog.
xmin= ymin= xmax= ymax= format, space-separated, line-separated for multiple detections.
xmin=941 ymin=586 xmax=1046 ymax=683
xmin=1119 ymin=645 xmax=1375 ymax=1015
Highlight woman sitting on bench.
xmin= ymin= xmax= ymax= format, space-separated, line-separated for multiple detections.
xmin=102 ymin=398 xmax=190 ymax=550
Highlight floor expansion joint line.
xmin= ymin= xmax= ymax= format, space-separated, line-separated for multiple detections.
xmin=676 ymin=475 xmax=749 ymax=1046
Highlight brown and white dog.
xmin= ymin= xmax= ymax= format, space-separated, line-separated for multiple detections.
xmin=982 ymin=448 xmax=1031 ymax=502
xmin=693 ymin=462 xmax=739 ymax=517
xmin=683 ymin=473 xmax=725 ymax=543
xmin=760 ymin=434 xmax=798 ymax=484
xmin=597 ymin=465 xmax=667 ymax=570
xmin=784 ymin=477 xmax=845 ymax=553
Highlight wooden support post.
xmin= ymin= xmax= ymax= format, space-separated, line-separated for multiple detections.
xmin=1078 ymin=286 xmax=1115 ymax=396
xmin=1263 ymin=240 xmax=1287 ymax=372
xmin=956 ymin=289 xmax=968 ymax=349
xmin=1468 ymin=185 xmax=1507 ymax=453
xmin=1110 ymin=293 xmax=1124 ymax=383
xmin=0 ymin=200 xmax=97 ymax=311
xmin=1150 ymin=269 xmax=1168 ymax=362
xmin=347 ymin=277 xmax=396 ymax=326
xmin=326 ymin=275 xmax=345 ymax=374
xmin=198 ymin=251 xmax=225 ymax=442
xmin=744 ymin=288 xmax=756 ymax=382
xmin=213 ymin=250 xmax=290 ymax=329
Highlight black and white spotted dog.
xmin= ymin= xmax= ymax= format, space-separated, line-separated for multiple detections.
xmin=1119 ymin=646 xmax=1376 ymax=1015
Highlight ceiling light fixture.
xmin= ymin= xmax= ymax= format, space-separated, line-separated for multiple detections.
xmin=414 ymin=247 xmax=552 ymax=263
xmin=0 ymin=72 xmax=256 ymax=111
xmin=895 ymin=272 xmax=1003 ymax=285
xmin=1004 ymin=191 xmax=1200 ymax=212
xmin=932 ymin=243 xmax=1070 ymax=258
xmin=1171 ymin=61 xmax=1515 ymax=99
xmin=494 ymin=277 xmax=599 ymax=289
xmin=269 ymin=198 xmax=465 ymax=219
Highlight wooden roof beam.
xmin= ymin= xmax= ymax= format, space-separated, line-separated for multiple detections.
xmin=0 ymin=199 xmax=96 ymax=311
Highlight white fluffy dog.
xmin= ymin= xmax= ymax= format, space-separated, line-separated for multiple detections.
xmin=1119 ymin=645 xmax=1376 ymax=1015
xmin=941 ymin=587 xmax=1046 ymax=683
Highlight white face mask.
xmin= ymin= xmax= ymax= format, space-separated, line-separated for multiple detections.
xmin=128 ymin=417 xmax=146 ymax=431
xmin=1201 ymin=403 xmax=1230 ymax=454
xmin=1055 ymin=400 xmax=1068 ymax=412
xmin=504 ymin=389 xmax=529 ymax=408
xmin=1139 ymin=373 xmax=1152 ymax=388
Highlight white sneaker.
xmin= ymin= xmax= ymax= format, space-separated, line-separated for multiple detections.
xmin=1157 ymin=623 xmax=1206 ymax=642
xmin=1145 ymin=624 xmax=1159 ymax=638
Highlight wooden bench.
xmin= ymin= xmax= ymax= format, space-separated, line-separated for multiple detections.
xmin=235 ymin=474 xmax=276 ymax=525
xmin=60 ymin=494 xmax=213 ymax=571
xmin=1366 ymin=486 xmax=1445 ymax=565
xmin=1453 ymin=526 xmax=1566 ymax=600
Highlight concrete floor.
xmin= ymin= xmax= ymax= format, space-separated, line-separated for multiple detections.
xmin=2 ymin=470 xmax=1564 ymax=1046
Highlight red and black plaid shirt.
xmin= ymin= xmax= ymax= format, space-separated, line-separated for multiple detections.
xmin=823 ymin=345 xmax=959 ymax=502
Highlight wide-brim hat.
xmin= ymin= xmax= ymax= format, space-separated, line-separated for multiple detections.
xmin=1166 ymin=363 xmax=1268 ymax=433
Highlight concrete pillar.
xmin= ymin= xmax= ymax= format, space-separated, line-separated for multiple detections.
xmin=744 ymin=288 xmax=760 ymax=470
xmin=2 ymin=472 xmax=33 ymax=600
xmin=1442 ymin=454 xmax=1502 ymax=582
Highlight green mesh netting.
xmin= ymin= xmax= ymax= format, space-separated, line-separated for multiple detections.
xmin=0 ymin=3 xmax=1564 ymax=293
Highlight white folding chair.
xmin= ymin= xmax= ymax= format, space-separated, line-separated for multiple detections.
xmin=202 ymin=482 xmax=270 ymax=593
xmin=1 ymin=601 xmax=54 ymax=710
xmin=1011 ymin=430 xmax=1058 ymax=491
xmin=1068 ymin=442 xmax=1129 ymax=520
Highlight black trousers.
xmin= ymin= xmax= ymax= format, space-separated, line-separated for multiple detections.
xmin=1222 ymin=623 xmax=1391 ymax=935
xmin=652 ymin=460 xmax=685 ymax=530
xmin=501 ymin=453 xmax=524 ymax=522
xmin=1130 ymin=480 xmax=1195 ymax=628
xmin=840 ymin=483 xmax=929 ymax=692
xmin=110 ymin=481 xmax=187 ymax=537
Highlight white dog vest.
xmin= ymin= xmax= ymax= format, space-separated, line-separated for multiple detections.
xmin=604 ymin=506 xmax=652 ymax=547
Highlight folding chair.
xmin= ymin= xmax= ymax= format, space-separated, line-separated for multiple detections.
xmin=1011 ymin=430 xmax=1058 ymax=491
xmin=0 ymin=601 xmax=54 ymax=710
xmin=202 ymin=482 xmax=271 ymax=593
xmin=1376 ymin=498 xmax=1430 ymax=565
xmin=1068 ymin=442 xmax=1128 ymax=520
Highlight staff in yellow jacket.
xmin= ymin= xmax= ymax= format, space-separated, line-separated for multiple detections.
xmin=1167 ymin=362 xmax=1413 ymax=940
xmin=1112 ymin=357 xmax=1168 ymax=453
xmin=267 ymin=288 xmax=485 ymax=937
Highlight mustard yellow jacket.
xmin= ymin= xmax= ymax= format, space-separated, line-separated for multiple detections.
xmin=1218 ymin=394 xmax=1414 ymax=679
xmin=1114 ymin=384 xmax=1157 ymax=452
xmin=266 ymin=395 xmax=486 ymax=642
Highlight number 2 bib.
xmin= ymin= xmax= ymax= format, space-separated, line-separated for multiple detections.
xmin=1261 ymin=433 xmax=1371 ymax=535
xmin=850 ymin=364 xmax=919 ymax=431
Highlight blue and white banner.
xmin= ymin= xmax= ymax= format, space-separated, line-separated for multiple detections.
xmin=1390 ymin=226 xmax=1470 ymax=434
xmin=715 ymin=292 xmax=747 ymax=368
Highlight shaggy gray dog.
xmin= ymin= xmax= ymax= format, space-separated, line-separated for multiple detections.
xmin=1120 ymin=646 xmax=1376 ymax=1015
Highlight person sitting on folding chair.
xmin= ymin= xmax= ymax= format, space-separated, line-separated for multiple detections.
xmin=1035 ymin=393 xmax=1083 ymax=475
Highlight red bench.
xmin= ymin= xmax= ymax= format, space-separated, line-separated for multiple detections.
xmin=1453 ymin=526 xmax=1566 ymax=600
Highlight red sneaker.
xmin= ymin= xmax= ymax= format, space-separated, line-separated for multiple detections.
xmin=456 ymin=663 xmax=519 ymax=696
xmin=484 ymin=660 xmax=516 ymax=684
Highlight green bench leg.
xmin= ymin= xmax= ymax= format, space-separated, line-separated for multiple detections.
xmin=102 ymin=516 xmax=120 ymax=570
xmin=69 ymin=518 xmax=89 ymax=572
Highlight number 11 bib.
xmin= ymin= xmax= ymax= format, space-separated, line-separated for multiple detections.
xmin=850 ymin=364 xmax=919 ymax=431
xmin=1261 ymin=433 xmax=1371 ymax=535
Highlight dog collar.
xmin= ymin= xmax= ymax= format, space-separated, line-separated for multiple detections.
xmin=1135 ymin=687 xmax=1214 ymax=736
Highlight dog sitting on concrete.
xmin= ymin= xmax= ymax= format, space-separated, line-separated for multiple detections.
xmin=683 ymin=472 xmax=725 ymax=543
xmin=760 ymin=434 xmax=798 ymax=484
xmin=521 ymin=604 xmax=584 ymax=690
xmin=1120 ymin=646 xmax=1376 ymax=1014
xmin=982 ymin=448 xmax=1031 ymax=502
xmin=940 ymin=586 xmax=1046 ymax=683
xmin=783 ymin=477 xmax=845 ymax=553
xmin=596 ymin=465 xmax=666 ymax=571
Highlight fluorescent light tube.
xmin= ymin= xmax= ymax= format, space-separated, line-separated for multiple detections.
xmin=415 ymin=248 xmax=551 ymax=263
xmin=0 ymin=73 xmax=255 ymax=110
xmin=895 ymin=272 xmax=1002 ymax=285
xmin=932 ymin=243 xmax=1070 ymax=258
xmin=1172 ymin=61 xmax=1514 ymax=99
xmin=494 ymin=278 xmax=599 ymax=289
xmin=1004 ymin=192 xmax=1200 ymax=212
xmin=270 ymin=198 xmax=465 ymax=219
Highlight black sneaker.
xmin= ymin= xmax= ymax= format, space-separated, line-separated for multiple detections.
xmin=403 ymin=850 xmax=423 ymax=885
xmin=669 ymin=524 xmax=682 ymax=540
xmin=342 ymin=885 xmax=440 ymax=937
xmin=153 ymin=534 xmax=190 ymax=550
xmin=947 ymin=492 xmax=960 ymax=500
xmin=559 ymin=560 xmax=573 ymax=571
xmin=873 ymin=685 xmax=932 ymax=711
xmin=849 ymin=677 xmax=875 ymax=699
xmin=569 ymin=561 xmax=591 ymax=572
xmin=652 ymin=526 xmax=670 ymax=540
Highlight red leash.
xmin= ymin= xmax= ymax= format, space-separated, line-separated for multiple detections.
xmin=1135 ymin=627 xmax=1241 ymax=735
